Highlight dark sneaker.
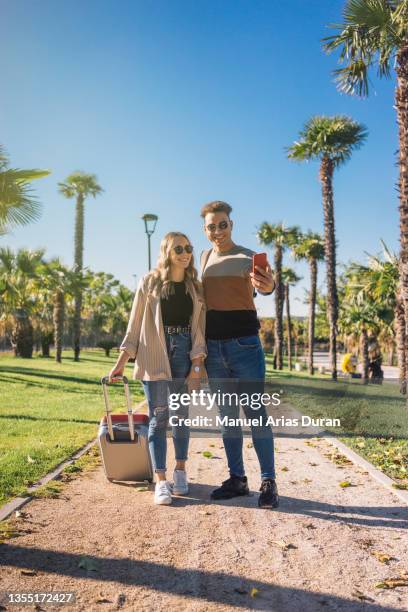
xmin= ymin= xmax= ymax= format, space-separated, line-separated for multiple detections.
xmin=258 ymin=478 xmax=279 ymax=509
xmin=210 ymin=476 xmax=249 ymax=500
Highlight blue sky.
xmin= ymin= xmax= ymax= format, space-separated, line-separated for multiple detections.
xmin=1 ymin=0 xmax=398 ymax=316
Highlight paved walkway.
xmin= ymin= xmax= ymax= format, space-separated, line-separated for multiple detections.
xmin=0 ymin=415 xmax=407 ymax=611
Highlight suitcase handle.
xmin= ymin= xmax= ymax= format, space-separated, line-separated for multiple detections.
xmin=100 ymin=375 xmax=135 ymax=442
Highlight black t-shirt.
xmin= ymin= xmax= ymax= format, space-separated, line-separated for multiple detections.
xmin=160 ymin=281 xmax=193 ymax=326
xmin=205 ymin=310 xmax=260 ymax=340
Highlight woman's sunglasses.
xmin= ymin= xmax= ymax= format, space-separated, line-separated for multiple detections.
xmin=206 ymin=220 xmax=229 ymax=232
xmin=173 ymin=245 xmax=193 ymax=255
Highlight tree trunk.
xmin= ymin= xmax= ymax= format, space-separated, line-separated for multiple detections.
xmin=41 ymin=332 xmax=52 ymax=357
xmin=73 ymin=292 xmax=82 ymax=361
xmin=285 ymin=283 xmax=292 ymax=370
xmin=320 ymin=157 xmax=338 ymax=380
xmin=73 ymin=194 xmax=84 ymax=361
xmin=274 ymin=245 xmax=283 ymax=369
xmin=308 ymin=257 xmax=317 ymax=375
xmin=13 ymin=315 xmax=34 ymax=358
xmin=53 ymin=289 xmax=65 ymax=363
xmin=360 ymin=327 xmax=369 ymax=383
xmin=395 ymin=296 xmax=407 ymax=395
xmin=396 ymin=47 xmax=408 ymax=400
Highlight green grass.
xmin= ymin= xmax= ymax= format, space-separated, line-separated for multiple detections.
xmin=0 ymin=349 xmax=143 ymax=505
xmin=1 ymin=348 xmax=407 ymax=506
xmin=265 ymin=354 xmax=408 ymax=485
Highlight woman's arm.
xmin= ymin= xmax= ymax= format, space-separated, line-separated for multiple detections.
xmin=189 ymin=296 xmax=207 ymax=363
xmin=119 ymin=276 xmax=147 ymax=359
xmin=108 ymin=277 xmax=147 ymax=380
xmin=186 ymin=296 xmax=207 ymax=391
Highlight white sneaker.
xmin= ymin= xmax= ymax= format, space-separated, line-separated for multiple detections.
xmin=154 ymin=481 xmax=172 ymax=505
xmin=172 ymin=469 xmax=189 ymax=495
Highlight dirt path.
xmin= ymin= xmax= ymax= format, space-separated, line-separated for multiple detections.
xmin=1 ymin=426 xmax=407 ymax=611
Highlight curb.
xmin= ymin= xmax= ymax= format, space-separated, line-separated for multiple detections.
xmin=278 ymin=401 xmax=408 ymax=505
xmin=0 ymin=439 xmax=97 ymax=523
xmin=0 ymin=399 xmax=148 ymax=523
xmin=322 ymin=435 xmax=408 ymax=506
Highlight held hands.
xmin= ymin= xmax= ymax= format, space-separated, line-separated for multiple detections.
xmin=250 ymin=263 xmax=275 ymax=294
xmin=186 ymin=363 xmax=208 ymax=393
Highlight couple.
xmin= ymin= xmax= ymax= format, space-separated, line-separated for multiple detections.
xmin=109 ymin=200 xmax=279 ymax=509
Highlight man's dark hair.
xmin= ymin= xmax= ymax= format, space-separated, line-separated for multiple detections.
xmin=200 ymin=200 xmax=232 ymax=218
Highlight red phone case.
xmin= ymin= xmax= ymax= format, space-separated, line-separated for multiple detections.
xmin=252 ymin=252 xmax=267 ymax=274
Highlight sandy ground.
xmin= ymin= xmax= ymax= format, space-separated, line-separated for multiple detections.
xmin=0 ymin=424 xmax=407 ymax=612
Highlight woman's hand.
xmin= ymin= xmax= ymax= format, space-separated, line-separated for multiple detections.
xmin=108 ymin=351 xmax=130 ymax=382
xmin=108 ymin=365 xmax=124 ymax=383
xmin=186 ymin=362 xmax=208 ymax=393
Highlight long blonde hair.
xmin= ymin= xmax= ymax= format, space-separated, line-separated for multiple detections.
xmin=147 ymin=232 xmax=200 ymax=298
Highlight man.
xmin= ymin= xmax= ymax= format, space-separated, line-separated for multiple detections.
xmin=200 ymin=200 xmax=279 ymax=508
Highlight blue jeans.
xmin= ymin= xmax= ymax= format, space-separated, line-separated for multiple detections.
xmin=205 ymin=334 xmax=276 ymax=480
xmin=143 ymin=332 xmax=191 ymax=472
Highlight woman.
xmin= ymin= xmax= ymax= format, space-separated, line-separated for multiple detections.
xmin=109 ymin=232 xmax=207 ymax=505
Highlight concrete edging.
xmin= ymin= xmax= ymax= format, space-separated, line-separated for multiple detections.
xmin=0 ymin=439 xmax=98 ymax=523
xmin=0 ymin=399 xmax=149 ymax=523
xmin=322 ymin=434 xmax=408 ymax=506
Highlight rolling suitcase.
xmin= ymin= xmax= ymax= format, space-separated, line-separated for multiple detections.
xmin=98 ymin=375 xmax=153 ymax=482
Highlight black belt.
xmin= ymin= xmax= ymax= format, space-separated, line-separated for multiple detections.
xmin=164 ymin=325 xmax=191 ymax=335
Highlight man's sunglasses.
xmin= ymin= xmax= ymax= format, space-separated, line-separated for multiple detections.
xmin=206 ymin=220 xmax=229 ymax=232
xmin=173 ymin=245 xmax=193 ymax=255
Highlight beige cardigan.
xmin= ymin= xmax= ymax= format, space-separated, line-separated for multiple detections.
xmin=120 ymin=274 xmax=206 ymax=381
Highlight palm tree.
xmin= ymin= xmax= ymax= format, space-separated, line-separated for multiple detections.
xmin=0 ymin=145 xmax=50 ymax=234
xmin=348 ymin=242 xmax=403 ymax=391
xmin=81 ymin=270 xmax=133 ymax=352
xmin=58 ymin=172 xmax=103 ymax=361
xmin=288 ymin=116 xmax=367 ymax=379
xmin=282 ymin=267 xmax=302 ymax=370
xmin=37 ymin=259 xmax=80 ymax=362
xmin=323 ymin=0 xmax=408 ymax=387
xmin=293 ymin=231 xmax=325 ymax=374
xmin=0 ymin=247 xmax=45 ymax=357
xmin=339 ymin=301 xmax=375 ymax=382
xmin=257 ymin=223 xmax=299 ymax=369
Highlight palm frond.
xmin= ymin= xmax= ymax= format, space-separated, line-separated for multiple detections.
xmin=58 ymin=171 xmax=103 ymax=199
xmin=288 ymin=115 xmax=367 ymax=166
xmin=323 ymin=0 xmax=403 ymax=97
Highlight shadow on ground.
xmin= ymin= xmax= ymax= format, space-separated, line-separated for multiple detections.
xmin=0 ymin=543 xmax=402 ymax=611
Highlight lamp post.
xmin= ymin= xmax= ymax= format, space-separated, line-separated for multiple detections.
xmin=142 ymin=214 xmax=158 ymax=270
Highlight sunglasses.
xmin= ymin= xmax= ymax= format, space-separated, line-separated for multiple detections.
xmin=206 ymin=220 xmax=229 ymax=232
xmin=173 ymin=244 xmax=193 ymax=255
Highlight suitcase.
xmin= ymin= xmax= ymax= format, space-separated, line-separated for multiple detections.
xmin=98 ymin=375 xmax=153 ymax=482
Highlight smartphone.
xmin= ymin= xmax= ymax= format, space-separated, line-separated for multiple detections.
xmin=252 ymin=252 xmax=267 ymax=274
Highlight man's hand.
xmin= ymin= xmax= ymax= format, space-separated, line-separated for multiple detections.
xmin=250 ymin=263 xmax=275 ymax=294
xmin=186 ymin=363 xmax=208 ymax=393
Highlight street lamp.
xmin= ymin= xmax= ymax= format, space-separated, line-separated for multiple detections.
xmin=142 ymin=213 xmax=158 ymax=270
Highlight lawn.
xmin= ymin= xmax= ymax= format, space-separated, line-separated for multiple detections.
xmin=0 ymin=349 xmax=143 ymax=505
xmin=1 ymin=349 xmax=407 ymax=507
xmin=265 ymin=354 xmax=408 ymax=487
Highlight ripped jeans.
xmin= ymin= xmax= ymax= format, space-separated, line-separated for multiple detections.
xmin=142 ymin=332 xmax=191 ymax=472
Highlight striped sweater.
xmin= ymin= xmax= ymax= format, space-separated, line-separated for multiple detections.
xmin=201 ymin=245 xmax=260 ymax=340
